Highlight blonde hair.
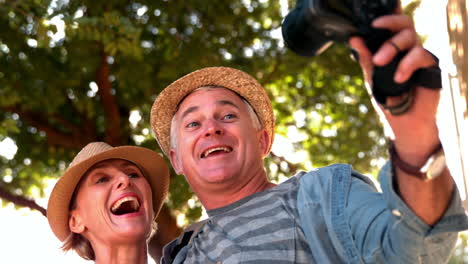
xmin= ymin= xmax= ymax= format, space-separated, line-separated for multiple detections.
xmin=62 ymin=232 xmax=95 ymax=260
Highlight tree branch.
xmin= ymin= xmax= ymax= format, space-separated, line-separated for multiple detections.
xmin=2 ymin=105 xmax=95 ymax=149
xmin=96 ymin=48 xmax=122 ymax=145
xmin=0 ymin=185 xmax=47 ymax=216
xmin=49 ymin=113 xmax=81 ymax=133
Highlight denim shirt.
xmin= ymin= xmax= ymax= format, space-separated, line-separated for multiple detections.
xmin=297 ymin=162 xmax=468 ymax=263
xmin=162 ymin=162 xmax=468 ymax=263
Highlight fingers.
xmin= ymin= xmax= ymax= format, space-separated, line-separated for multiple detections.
xmin=372 ymin=15 xmax=419 ymax=66
xmin=370 ymin=14 xmax=436 ymax=83
xmin=350 ymin=12 xmax=438 ymax=87
xmin=373 ymin=28 xmax=419 ymax=66
xmin=394 ymin=46 xmax=436 ymax=82
xmin=373 ymin=14 xmax=413 ymax=33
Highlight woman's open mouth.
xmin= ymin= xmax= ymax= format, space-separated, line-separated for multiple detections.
xmin=110 ymin=195 xmax=141 ymax=216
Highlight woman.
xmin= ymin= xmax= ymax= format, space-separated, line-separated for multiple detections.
xmin=47 ymin=142 xmax=170 ymax=263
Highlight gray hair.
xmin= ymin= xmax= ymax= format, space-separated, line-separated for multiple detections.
xmin=170 ymin=86 xmax=262 ymax=149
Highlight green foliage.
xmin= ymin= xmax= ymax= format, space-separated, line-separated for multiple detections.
xmin=0 ymin=0 xmax=389 ymax=224
xmin=65 ymin=11 xmax=144 ymax=58
xmin=403 ymin=0 xmax=422 ymax=17
xmin=449 ymin=233 xmax=468 ymax=263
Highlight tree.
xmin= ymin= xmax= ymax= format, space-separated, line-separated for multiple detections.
xmin=0 ymin=0 xmax=385 ymax=260
xmin=447 ymin=0 xmax=468 ymax=118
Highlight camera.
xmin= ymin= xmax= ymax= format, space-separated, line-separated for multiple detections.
xmin=281 ymin=0 xmax=434 ymax=114
xmin=281 ymin=0 xmax=397 ymax=56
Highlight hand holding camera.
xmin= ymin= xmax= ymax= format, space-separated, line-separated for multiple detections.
xmin=282 ymin=0 xmax=442 ymax=115
xmin=283 ymin=0 xmax=444 ymax=173
xmin=351 ymin=13 xmax=442 ymax=160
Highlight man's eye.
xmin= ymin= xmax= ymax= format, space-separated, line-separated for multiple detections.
xmin=186 ymin=121 xmax=199 ymax=128
xmin=96 ymin=176 xmax=109 ymax=184
xmin=128 ymin=172 xmax=140 ymax=179
xmin=223 ymin=114 xmax=236 ymax=120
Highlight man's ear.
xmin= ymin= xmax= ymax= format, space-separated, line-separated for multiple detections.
xmin=257 ymin=129 xmax=270 ymax=157
xmin=169 ymin=149 xmax=183 ymax=175
xmin=69 ymin=211 xmax=85 ymax=234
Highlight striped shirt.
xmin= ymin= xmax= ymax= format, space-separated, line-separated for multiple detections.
xmin=179 ymin=173 xmax=313 ymax=264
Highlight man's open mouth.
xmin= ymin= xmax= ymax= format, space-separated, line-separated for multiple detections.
xmin=110 ymin=196 xmax=140 ymax=215
xmin=201 ymin=146 xmax=233 ymax=158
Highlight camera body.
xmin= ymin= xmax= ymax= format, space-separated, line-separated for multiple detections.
xmin=282 ymin=0 xmax=397 ymax=56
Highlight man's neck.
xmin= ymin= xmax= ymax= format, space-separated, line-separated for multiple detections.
xmin=199 ymin=168 xmax=277 ymax=210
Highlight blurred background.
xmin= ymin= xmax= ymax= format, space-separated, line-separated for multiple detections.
xmin=0 ymin=0 xmax=466 ymax=262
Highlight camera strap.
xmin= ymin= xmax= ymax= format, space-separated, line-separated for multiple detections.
xmin=373 ymin=50 xmax=442 ymax=115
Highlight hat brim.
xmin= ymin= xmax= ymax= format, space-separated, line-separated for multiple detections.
xmin=151 ymin=67 xmax=275 ymax=156
xmin=47 ymin=146 xmax=169 ymax=241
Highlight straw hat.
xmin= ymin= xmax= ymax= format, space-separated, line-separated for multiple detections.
xmin=150 ymin=67 xmax=275 ymax=156
xmin=47 ymin=142 xmax=170 ymax=241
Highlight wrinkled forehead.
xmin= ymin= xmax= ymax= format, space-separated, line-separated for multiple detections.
xmin=174 ymin=86 xmax=246 ymax=115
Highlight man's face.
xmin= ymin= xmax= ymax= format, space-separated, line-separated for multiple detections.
xmin=170 ymin=88 xmax=269 ymax=194
xmin=69 ymin=159 xmax=154 ymax=245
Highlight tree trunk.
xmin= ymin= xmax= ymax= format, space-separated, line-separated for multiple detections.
xmin=148 ymin=205 xmax=181 ymax=262
xmin=447 ymin=0 xmax=468 ymax=118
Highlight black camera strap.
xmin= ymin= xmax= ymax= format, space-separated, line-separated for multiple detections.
xmin=373 ymin=50 xmax=442 ymax=115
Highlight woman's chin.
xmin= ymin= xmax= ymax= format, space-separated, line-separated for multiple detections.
xmin=108 ymin=218 xmax=152 ymax=242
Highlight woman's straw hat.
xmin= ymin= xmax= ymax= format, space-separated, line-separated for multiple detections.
xmin=47 ymin=142 xmax=170 ymax=241
xmin=150 ymin=66 xmax=275 ymax=156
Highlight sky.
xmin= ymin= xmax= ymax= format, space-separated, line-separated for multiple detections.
xmin=0 ymin=181 xmax=157 ymax=263
xmin=1 ymin=0 xmax=466 ymax=263
xmin=0 ymin=204 xmax=89 ymax=263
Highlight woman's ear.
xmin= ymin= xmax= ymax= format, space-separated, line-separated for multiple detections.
xmin=69 ymin=211 xmax=85 ymax=234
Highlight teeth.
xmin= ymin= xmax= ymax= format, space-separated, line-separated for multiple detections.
xmin=111 ymin=196 xmax=139 ymax=213
xmin=202 ymin=147 xmax=232 ymax=158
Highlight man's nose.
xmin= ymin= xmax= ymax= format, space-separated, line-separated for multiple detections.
xmin=204 ymin=119 xmax=223 ymax=137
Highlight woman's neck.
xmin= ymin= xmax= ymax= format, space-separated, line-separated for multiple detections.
xmin=93 ymin=240 xmax=148 ymax=264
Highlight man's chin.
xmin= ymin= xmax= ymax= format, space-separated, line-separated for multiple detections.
xmin=199 ymin=169 xmax=237 ymax=184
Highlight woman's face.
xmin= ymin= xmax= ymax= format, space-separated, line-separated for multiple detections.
xmin=69 ymin=159 xmax=154 ymax=245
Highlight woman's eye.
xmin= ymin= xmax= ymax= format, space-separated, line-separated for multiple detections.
xmin=96 ymin=176 xmax=109 ymax=184
xmin=128 ymin=172 xmax=139 ymax=179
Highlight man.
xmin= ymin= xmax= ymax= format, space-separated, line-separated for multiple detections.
xmin=151 ymin=12 xmax=468 ymax=263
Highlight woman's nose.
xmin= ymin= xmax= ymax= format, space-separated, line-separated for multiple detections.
xmin=116 ymin=172 xmax=131 ymax=189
